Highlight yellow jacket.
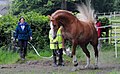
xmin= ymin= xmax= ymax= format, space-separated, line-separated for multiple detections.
xmin=53 ymin=26 xmax=63 ymax=49
xmin=49 ymin=30 xmax=58 ymax=49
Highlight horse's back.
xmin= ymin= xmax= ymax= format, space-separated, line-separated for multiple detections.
xmin=76 ymin=20 xmax=98 ymax=44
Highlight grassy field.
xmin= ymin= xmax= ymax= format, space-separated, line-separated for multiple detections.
xmin=0 ymin=47 xmax=52 ymax=64
xmin=1 ymin=44 xmax=120 ymax=74
xmin=0 ymin=43 xmax=117 ymax=64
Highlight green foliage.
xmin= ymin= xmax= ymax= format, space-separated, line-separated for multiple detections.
xmin=11 ymin=0 xmax=54 ymax=15
xmin=0 ymin=14 xmax=18 ymax=46
xmin=10 ymin=0 xmax=78 ymax=15
xmin=11 ymin=0 xmax=120 ymax=16
xmin=99 ymin=17 xmax=110 ymax=26
xmin=114 ymin=0 xmax=120 ymax=11
xmin=0 ymin=11 xmax=50 ymax=51
xmin=92 ymin=0 xmax=115 ymax=12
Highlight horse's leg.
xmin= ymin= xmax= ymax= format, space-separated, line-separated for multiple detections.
xmin=71 ymin=40 xmax=78 ymax=67
xmin=80 ymin=43 xmax=90 ymax=68
xmin=90 ymin=41 xmax=99 ymax=69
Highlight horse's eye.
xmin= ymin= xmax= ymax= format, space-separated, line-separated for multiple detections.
xmin=53 ymin=25 xmax=56 ymax=27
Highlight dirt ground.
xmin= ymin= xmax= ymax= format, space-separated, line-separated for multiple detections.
xmin=1 ymin=50 xmax=120 ymax=74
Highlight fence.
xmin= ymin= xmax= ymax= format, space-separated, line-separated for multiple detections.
xmin=97 ymin=11 xmax=120 ymax=19
xmin=97 ymin=23 xmax=120 ymax=58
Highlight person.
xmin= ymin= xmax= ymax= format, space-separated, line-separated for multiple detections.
xmin=49 ymin=28 xmax=58 ymax=67
xmin=53 ymin=26 xmax=64 ymax=66
xmin=96 ymin=16 xmax=102 ymax=50
xmin=96 ymin=16 xmax=101 ymax=38
xmin=14 ymin=17 xmax=32 ymax=61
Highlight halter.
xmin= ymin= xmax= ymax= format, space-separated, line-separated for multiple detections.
xmin=50 ymin=21 xmax=55 ymax=38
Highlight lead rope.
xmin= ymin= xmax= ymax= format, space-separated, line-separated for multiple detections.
xmin=28 ymin=42 xmax=53 ymax=59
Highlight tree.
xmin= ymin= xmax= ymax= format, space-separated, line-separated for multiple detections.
xmin=11 ymin=0 xmax=119 ymax=16
xmin=92 ymin=0 xmax=115 ymax=13
xmin=11 ymin=0 xmax=51 ymax=15
xmin=114 ymin=0 xmax=120 ymax=11
xmin=11 ymin=0 xmax=77 ymax=15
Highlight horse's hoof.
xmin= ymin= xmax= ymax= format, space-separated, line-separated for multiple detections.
xmin=74 ymin=63 xmax=78 ymax=66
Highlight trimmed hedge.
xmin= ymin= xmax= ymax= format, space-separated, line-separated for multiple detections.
xmin=0 ymin=11 xmax=50 ymax=51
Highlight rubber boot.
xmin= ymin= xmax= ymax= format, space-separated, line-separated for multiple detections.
xmin=58 ymin=56 xmax=64 ymax=66
xmin=53 ymin=56 xmax=58 ymax=67
xmin=20 ymin=50 xmax=25 ymax=61
xmin=58 ymin=49 xmax=64 ymax=66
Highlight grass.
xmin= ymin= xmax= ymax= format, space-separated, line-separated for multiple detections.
xmin=0 ymin=43 xmax=117 ymax=64
xmin=108 ymin=70 xmax=120 ymax=74
xmin=0 ymin=45 xmax=53 ymax=64
xmin=111 ymin=20 xmax=120 ymax=23
xmin=0 ymin=49 xmax=19 ymax=64
xmin=1 ymin=43 xmax=120 ymax=74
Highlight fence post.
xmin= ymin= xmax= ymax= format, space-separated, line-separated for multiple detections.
xmin=109 ymin=12 xmax=112 ymax=20
xmin=115 ymin=25 xmax=117 ymax=58
xmin=104 ymin=13 xmax=105 ymax=16
xmin=114 ymin=11 xmax=116 ymax=19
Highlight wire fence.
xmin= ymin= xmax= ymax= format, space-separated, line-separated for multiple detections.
xmin=97 ymin=23 xmax=120 ymax=58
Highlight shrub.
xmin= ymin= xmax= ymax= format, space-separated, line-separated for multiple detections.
xmin=0 ymin=11 xmax=50 ymax=52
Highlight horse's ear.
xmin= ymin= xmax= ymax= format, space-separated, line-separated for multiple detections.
xmin=48 ymin=15 xmax=51 ymax=19
xmin=48 ymin=15 xmax=55 ymax=21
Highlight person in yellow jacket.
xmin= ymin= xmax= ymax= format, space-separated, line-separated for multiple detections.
xmin=49 ymin=28 xmax=58 ymax=67
xmin=53 ymin=26 xmax=64 ymax=66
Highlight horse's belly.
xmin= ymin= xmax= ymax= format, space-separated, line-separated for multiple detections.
xmin=63 ymin=32 xmax=73 ymax=40
xmin=77 ymin=33 xmax=93 ymax=44
xmin=63 ymin=30 xmax=94 ymax=43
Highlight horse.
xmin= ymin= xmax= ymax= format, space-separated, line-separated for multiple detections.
xmin=49 ymin=1 xmax=98 ymax=69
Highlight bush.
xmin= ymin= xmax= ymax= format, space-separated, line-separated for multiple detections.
xmin=0 ymin=11 xmax=50 ymax=52
xmin=0 ymin=14 xmax=18 ymax=47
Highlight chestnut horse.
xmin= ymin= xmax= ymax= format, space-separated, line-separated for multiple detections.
xmin=49 ymin=2 xmax=98 ymax=69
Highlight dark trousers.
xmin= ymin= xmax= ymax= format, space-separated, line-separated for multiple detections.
xmin=18 ymin=40 xmax=28 ymax=59
xmin=53 ymin=49 xmax=63 ymax=64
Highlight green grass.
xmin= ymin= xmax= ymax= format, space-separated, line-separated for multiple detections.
xmin=111 ymin=20 xmax=120 ymax=23
xmin=108 ymin=70 xmax=120 ymax=74
xmin=0 ymin=43 xmax=119 ymax=65
xmin=0 ymin=46 xmax=53 ymax=64
xmin=0 ymin=49 xmax=19 ymax=64
xmin=1 ymin=44 xmax=120 ymax=74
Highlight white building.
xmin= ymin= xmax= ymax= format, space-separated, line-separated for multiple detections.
xmin=0 ymin=0 xmax=11 ymax=15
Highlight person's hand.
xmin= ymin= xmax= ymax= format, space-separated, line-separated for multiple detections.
xmin=30 ymin=37 xmax=32 ymax=40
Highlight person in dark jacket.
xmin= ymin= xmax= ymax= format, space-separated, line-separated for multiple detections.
xmin=14 ymin=17 xmax=32 ymax=60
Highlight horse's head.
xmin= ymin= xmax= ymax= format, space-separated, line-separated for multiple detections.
xmin=48 ymin=16 xmax=60 ymax=35
xmin=49 ymin=17 xmax=59 ymax=33
xmin=48 ymin=10 xmax=76 ymax=33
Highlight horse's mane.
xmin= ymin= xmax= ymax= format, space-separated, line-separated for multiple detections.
xmin=51 ymin=10 xmax=73 ymax=18
xmin=76 ymin=0 xmax=96 ymax=23
xmin=51 ymin=10 xmax=76 ymax=26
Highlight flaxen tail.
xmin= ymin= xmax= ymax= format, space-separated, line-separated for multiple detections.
xmin=77 ymin=0 xmax=96 ymax=24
